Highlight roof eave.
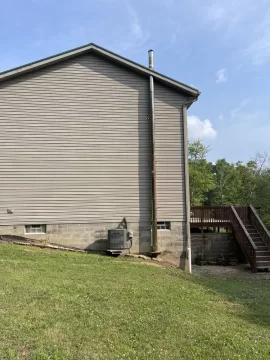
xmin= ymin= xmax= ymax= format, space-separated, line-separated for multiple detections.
xmin=0 ymin=43 xmax=200 ymax=98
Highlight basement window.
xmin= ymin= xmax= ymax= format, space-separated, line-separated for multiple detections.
xmin=25 ymin=225 xmax=46 ymax=234
xmin=157 ymin=221 xmax=171 ymax=230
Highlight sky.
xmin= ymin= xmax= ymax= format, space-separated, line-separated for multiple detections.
xmin=0 ymin=0 xmax=270 ymax=163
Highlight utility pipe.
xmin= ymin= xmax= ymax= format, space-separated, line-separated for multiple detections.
xmin=148 ymin=49 xmax=158 ymax=255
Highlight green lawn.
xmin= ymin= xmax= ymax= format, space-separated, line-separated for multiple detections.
xmin=1 ymin=245 xmax=270 ymax=360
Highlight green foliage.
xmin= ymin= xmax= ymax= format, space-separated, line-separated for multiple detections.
xmin=189 ymin=140 xmax=270 ymax=227
xmin=188 ymin=141 xmax=215 ymax=205
xmin=252 ymin=168 xmax=270 ymax=228
xmin=209 ymin=159 xmax=241 ymax=205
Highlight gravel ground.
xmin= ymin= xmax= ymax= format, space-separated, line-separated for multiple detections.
xmin=192 ymin=264 xmax=270 ymax=280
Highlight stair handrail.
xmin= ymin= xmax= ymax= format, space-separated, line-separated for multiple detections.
xmin=249 ymin=205 xmax=270 ymax=250
xmin=231 ymin=206 xmax=257 ymax=250
xmin=231 ymin=206 xmax=257 ymax=272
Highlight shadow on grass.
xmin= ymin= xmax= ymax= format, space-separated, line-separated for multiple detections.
xmin=190 ymin=270 xmax=270 ymax=328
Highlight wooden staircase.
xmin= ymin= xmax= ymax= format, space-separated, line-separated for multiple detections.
xmin=236 ymin=205 xmax=270 ymax=272
xmin=242 ymin=221 xmax=270 ymax=270
xmin=191 ymin=205 xmax=270 ymax=272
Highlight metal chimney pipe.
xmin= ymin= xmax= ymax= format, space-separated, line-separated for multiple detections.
xmin=148 ymin=48 xmax=159 ymax=257
xmin=148 ymin=49 xmax=154 ymax=70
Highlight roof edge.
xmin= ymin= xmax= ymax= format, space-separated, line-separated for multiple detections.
xmin=0 ymin=42 xmax=200 ymax=97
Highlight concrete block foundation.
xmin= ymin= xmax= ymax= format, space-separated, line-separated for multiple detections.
xmin=0 ymin=221 xmax=187 ymax=262
xmin=191 ymin=233 xmax=244 ymax=263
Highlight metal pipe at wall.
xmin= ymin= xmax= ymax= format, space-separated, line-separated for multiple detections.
xmin=148 ymin=49 xmax=158 ymax=254
xmin=182 ymin=104 xmax=192 ymax=273
xmin=150 ymin=75 xmax=158 ymax=254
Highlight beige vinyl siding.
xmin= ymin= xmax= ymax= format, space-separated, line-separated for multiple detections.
xmin=0 ymin=54 xmax=151 ymax=224
xmin=0 ymin=53 xmax=187 ymax=225
xmin=155 ymin=82 xmax=186 ymax=222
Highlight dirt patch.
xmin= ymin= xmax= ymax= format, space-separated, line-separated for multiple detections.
xmin=123 ymin=253 xmax=179 ymax=269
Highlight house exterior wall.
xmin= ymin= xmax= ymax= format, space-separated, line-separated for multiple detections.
xmin=155 ymin=83 xmax=186 ymax=221
xmin=0 ymin=53 xmax=187 ymax=259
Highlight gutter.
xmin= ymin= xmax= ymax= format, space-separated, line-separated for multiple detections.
xmin=182 ymin=96 xmax=199 ymax=273
xmin=182 ymin=99 xmax=197 ymax=273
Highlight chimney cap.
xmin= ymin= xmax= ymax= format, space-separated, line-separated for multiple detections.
xmin=148 ymin=49 xmax=154 ymax=70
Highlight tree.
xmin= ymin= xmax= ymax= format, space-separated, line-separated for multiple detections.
xmin=188 ymin=141 xmax=270 ymax=229
xmin=252 ymin=167 xmax=270 ymax=228
xmin=209 ymin=159 xmax=240 ymax=205
xmin=188 ymin=140 xmax=215 ymax=205
xmin=235 ymin=153 xmax=269 ymax=205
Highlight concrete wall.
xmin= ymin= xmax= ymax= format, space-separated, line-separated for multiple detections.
xmin=191 ymin=233 xmax=243 ymax=263
xmin=0 ymin=221 xmax=186 ymax=258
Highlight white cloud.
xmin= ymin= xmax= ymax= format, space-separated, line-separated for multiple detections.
xmin=245 ymin=14 xmax=270 ymax=65
xmin=230 ymin=99 xmax=250 ymax=119
xmin=127 ymin=5 xmax=144 ymax=40
xmin=202 ymin=0 xmax=270 ymax=65
xmin=216 ymin=68 xmax=228 ymax=83
xmin=204 ymin=0 xmax=266 ymax=31
xmin=188 ymin=115 xmax=217 ymax=140
xmin=113 ymin=4 xmax=150 ymax=53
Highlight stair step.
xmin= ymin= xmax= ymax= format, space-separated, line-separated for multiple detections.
xmin=257 ymin=246 xmax=269 ymax=249
xmin=256 ymin=256 xmax=270 ymax=260
xmin=257 ymin=261 xmax=270 ymax=267
xmin=257 ymin=251 xmax=270 ymax=256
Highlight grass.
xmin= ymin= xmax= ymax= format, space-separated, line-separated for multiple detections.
xmin=1 ymin=245 xmax=270 ymax=360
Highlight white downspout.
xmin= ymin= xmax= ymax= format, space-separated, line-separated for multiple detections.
xmin=182 ymin=104 xmax=192 ymax=274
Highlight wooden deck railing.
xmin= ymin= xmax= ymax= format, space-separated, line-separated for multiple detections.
xmin=231 ymin=206 xmax=257 ymax=272
xmin=249 ymin=205 xmax=270 ymax=252
xmin=190 ymin=205 xmax=232 ymax=226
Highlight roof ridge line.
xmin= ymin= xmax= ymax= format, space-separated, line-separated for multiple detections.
xmin=0 ymin=43 xmax=200 ymax=97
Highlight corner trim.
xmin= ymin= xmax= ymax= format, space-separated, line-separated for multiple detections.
xmin=182 ymin=104 xmax=192 ymax=273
